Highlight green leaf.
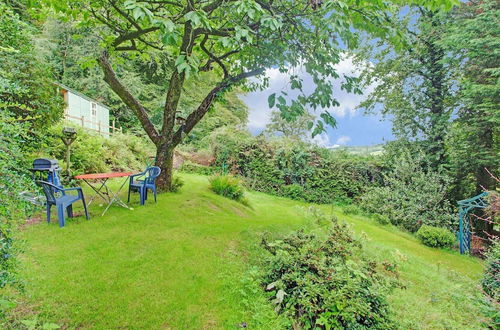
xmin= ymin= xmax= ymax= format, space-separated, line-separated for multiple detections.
xmin=184 ymin=11 xmax=201 ymax=27
xmin=268 ymin=93 xmax=276 ymax=108
xmin=277 ymin=95 xmax=286 ymax=106
xmin=320 ymin=111 xmax=337 ymax=128
xmin=132 ymin=7 xmax=143 ymax=20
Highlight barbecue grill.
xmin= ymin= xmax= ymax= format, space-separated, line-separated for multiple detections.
xmin=31 ymin=158 xmax=62 ymax=187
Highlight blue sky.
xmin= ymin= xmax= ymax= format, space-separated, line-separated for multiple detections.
xmin=240 ymin=56 xmax=394 ymax=148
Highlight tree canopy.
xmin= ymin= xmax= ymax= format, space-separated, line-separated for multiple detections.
xmin=38 ymin=0 xmax=459 ymax=189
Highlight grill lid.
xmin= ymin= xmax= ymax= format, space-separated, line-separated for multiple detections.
xmin=32 ymin=158 xmax=59 ymax=170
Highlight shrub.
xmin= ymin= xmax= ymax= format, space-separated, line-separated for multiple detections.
xmin=416 ymin=225 xmax=456 ymax=249
xmin=0 ymin=113 xmax=38 ymax=291
xmin=342 ymin=204 xmax=361 ymax=215
xmin=281 ymin=184 xmax=305 ymax=200
xmin=261 ymin=218 xmax=399 ymax=329
xmin=482 ymin=241 xmax=499 ymax=303
xmin=209 ymin=174 xmax=245 ymax=203
xmin=37 ymin=124 xmax=154 ymax=177
xmin=209 ymin=129 xmax=383 ymax=204
xmin=179 ymin=161 xmax=214 ymax=176
xmin=359 ymin=151 xmax=455 ymax=232
xmin=373 ymin=213 xmax=390 ymax=225
xmin=170 ymin=176 xmax=184 ymax=193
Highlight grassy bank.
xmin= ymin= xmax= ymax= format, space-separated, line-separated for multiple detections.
xmin=10 ymin=174 xmax=487 ymax=329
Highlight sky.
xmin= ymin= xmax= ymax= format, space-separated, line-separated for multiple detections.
xmin=241 ymin=58 xmax=394 ymax=148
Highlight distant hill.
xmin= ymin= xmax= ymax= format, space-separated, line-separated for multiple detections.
xmin=333 ymin=144 xmax=384 ymax=156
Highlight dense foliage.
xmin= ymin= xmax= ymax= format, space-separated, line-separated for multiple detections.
xmin=359 ymin=152 xmax=455 ymax=232
xmin=482 ymin=240 xmax=499 ymax=303
xmin=261 ymin=217 xmax=400 ymax=329
xmin=416 ymin=225 xmax=456 ymax=249
xmin=39 ymin=124 xmax=155 ymax=176
xmin=356 ymin=7 xmax=456 ymax=169
xmin=0 ymin=113 xmax=38 ymax=291
xmin=39 ymin=18 xmax=249 ymax=136
xmin=0 ymin=3 xmax=62 ymax=128
xmin=444 ymin=0 xmax=500 ymax=199
xmin=209 ymin=128 xmax=382 ymax=204
xmin=37 ymin=0 xmax=456 ymax=190
xmin=0 ymin=2 xmax=63 ymax=294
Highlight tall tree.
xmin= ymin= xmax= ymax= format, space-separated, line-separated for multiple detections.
xmin=444 ymin=0 xmax=499 ymax=196
xmin=264 ymin=110 xmax=315 ymax=141
xmin=40 ymin=0 xmax=456 ymax=190
xmin=356 ymin=7 xmax=457 ymax=169
xmin=0 ymin=2 xmax=62 ymax=129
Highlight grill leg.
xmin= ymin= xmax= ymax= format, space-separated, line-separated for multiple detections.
xmin=46 ymin=204 xmax=51 ymax=223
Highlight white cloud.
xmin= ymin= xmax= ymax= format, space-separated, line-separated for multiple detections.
xmin=336 ymin=135 xmax=351 ymax=145
xmin=310 ymin=133 xmax=331 ymax=148
xmin=243 ymin=56 xmax=374 ymax=133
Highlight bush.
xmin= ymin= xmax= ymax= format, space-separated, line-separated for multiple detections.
xmin=37 ymin=124 xmax=154 ymax=177
xmin=359 ymin=151 xmax=455 ymax=232
xmin=209 ymin=174 xmax=246 ymax=203
xmin=482 ymin=241 xmax=500 ymax=303
xmin=179 ymin=161 xmax=214 ymax=176
xmin=281 ymin=184 xmax=305 ymax=200
xmin=0 ymin=113 xmax=38 ymax=291
xmin=170 ymin=176 xmax=184 ymax=193
xmin=209 ymin=129 xmax=383 ymax=204
xmin=416 ymin=225 xmax=456 ymax=249
xmin=372 ymin=213 xmax=390 ymax=225
xmin=261 ymin=218 xmax=399 ymax=329
xmin=342 ymin=204 xmax=361 ymax=215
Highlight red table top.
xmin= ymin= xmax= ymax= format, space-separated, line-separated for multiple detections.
xmin=74 ymin=172 xmax=136 ymax=180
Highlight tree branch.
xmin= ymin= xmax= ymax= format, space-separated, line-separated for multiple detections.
xmin=97 ymin=51 xmax=160 ymax=144
xmin=172 ymin=68 xmax=265 ymax=146
xmin=200 ymin=34 xmax=228 ymax=78
xmin=112 ymin=27 xmax=159 ymax=48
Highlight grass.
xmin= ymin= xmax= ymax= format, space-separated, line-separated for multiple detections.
xmin=8 ymin=173 xmax=489 ymax=329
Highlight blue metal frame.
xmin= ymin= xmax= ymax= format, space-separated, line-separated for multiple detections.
xmin=457 ymin=192 xmax=489 ymax=254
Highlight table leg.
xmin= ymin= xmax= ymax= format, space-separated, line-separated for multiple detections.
xmin=84 ymin=178 xmax=110 ymax=206
xmin=101 ymin=176 xmax=132 ymax=216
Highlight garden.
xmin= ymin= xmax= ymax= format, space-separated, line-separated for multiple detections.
xmin=1 ymin=0 xmax=499 ymax=329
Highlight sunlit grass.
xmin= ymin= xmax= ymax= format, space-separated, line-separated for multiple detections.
xmin=13 ymin=173 xmax=486 ymax=329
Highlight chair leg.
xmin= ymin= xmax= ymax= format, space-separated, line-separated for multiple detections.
xmin=57 ymin=204 xmax=66 ymax=227
xmin=67 ymin=205 xmax=73 ymax=218
xmin=140 ymin=187 xmax=145 ymax=206
xmin=154 ymin=187 xmax=157 ymax=203
xmin=46 ymin=204 xmax=51 ymax=223
xmin=127 ymin=186 xmax=131 ymax=203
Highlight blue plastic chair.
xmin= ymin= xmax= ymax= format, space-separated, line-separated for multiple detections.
xmin=127 ymin=166 xmax=161 ymax=205
xmin=38 ymin=181 xmax=90 ymax=227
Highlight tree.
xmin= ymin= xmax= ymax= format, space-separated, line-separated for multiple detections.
xmin=38 ymin=18 xmax=248 ymax=134
xmin=264 ymin=110 xmax=315 ymax=141
xmin=40 ymin=0 xmax=457 ymax=190
xmin=444 ymin=0 xmax=499 ymax=196
xmin=0 ymin=2 xmax=62 ymax=130
xmin=355 ymin=7 xmax=457 ymax=169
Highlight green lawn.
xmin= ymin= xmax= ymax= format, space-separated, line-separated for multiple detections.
xmin=13 ymin=173 xmax=488 ymax=329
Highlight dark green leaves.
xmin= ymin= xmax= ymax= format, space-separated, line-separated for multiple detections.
xmin=320 ymin=112 xmax=337 ymax=129
xmin=268 ymin=93 xmax=276 ymax=108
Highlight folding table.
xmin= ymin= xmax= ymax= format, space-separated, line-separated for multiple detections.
xmin=74 ymin=172 xmax=135 ymax=216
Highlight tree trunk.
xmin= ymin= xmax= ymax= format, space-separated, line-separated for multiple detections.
xmin=155 ymin=144 xmax=174 ymax=192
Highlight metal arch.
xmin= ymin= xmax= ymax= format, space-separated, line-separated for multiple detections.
xmin=457 ymin=192 xmax=489 ymax=254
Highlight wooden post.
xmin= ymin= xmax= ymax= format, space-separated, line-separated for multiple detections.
xmin=112 ymin=119 xmax=116 ymax=135
xmin=81 ymin=115 xmax=85 ymax=127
